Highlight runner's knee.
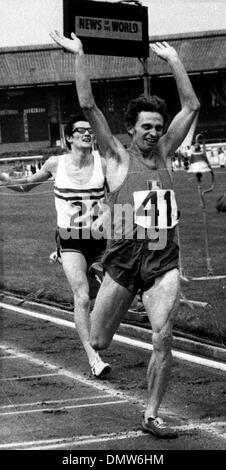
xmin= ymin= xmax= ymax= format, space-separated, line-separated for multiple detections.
xmin=152 ymin=327 xmax=173 ymax=357
xmin=90 ymin=333 xmax=110 ymax=350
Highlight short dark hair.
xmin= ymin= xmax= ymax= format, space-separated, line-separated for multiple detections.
xmin=125 ymin=94 xmax=169 ymax=130
xmin=64 ymin=114 xmax=89 ymax=149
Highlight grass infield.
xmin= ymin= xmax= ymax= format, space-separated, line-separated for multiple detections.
xmin=0 ymin=168 xmax=226 ymax=345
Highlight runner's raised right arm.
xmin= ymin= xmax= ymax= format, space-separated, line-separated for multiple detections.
xmin=50 ymin=31 xmax=124 ymax=160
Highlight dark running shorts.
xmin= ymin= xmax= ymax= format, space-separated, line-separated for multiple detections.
xmin=57 ymin=227 xmax=107 ymax=266
xmin=102 ymin=238 xmax=179 ymax=294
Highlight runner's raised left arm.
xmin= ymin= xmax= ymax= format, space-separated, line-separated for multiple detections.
xmin=150 ymin=42 xmax=200 ymax=157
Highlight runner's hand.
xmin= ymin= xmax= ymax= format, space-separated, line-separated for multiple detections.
xmin=216 ymin=193 xmax=226 ymax=212
xmin=150 ymin=42 xmax=178 ymax=62
xmin=0 ymin=172 xmax=11 ymax=185
xmin=49 ymin=30 xmax=83 ymax=55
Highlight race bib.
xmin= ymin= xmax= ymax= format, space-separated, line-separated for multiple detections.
xmin=133 ymin=189 xmax=178 ymax=229
xmin=70 ymin=199 xmax=101 ymax=228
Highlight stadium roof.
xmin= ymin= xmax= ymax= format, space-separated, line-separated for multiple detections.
xmin=0 ymin=30 xmax=226 ymax=88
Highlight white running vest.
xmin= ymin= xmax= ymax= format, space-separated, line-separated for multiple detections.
xmin=54 ymin=152 xmax=105 ymax=229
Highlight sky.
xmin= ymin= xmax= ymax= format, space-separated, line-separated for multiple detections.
xmin=0 ymin=0 xmax=226 ymax=48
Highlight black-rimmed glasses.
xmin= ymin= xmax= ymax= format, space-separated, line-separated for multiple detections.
xmin=72 ymin=127 xmax=94 ymax=135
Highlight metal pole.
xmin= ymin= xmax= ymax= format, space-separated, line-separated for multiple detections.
xmin=140 ymin=57 xmax=151 ymax=98
xmin=176 ymin=224 xmax=189 ymax=282
xmin=196 ymin=174 xmax=214 ymax=276
xmin=56 ymin=86 xmax=63 ymax=146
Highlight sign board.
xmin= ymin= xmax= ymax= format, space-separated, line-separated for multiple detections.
xmin=63 ymin=0 xmax=149 ymax=58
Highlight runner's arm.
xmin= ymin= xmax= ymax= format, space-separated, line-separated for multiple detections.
xmin=0 ymin=157 xmax=55 ymax=192
xmin=150 ymin=42 xmax=200 ymax=158
xmin=49 ymin=31 xmax=122 ymax=160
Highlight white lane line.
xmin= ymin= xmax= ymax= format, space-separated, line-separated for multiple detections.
xmin=0 ymin=420 xmax=225 ymax=450
xmin=0 ymin=302 xmax=71 ymax=328
xmin=0 ymin=344 xmax=133 ymax=401
xmin=191 ymin=275 xmax=226 ymax=280
xmin=0 ymin=430 xmax=144 ymax=450
xmin=115 ymin=335 xmax=226 ymax=371
xmin=1 ymin=301 xmax=226 ymax=371
xmin=0 ymin=399 xmax=127 ymax=417
xmin=0 ymin=373 xmax=58 ymax=382
xmin=0 ymin=355 xmax=22 ymax=359
xmin=0 ymin=395 xmax=109 ymax=410
xmin=0 ymin=344 xmax=225 ymax=444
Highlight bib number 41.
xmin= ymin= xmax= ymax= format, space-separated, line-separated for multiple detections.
xmin=134 ymin=189 xmax=178 ymax=229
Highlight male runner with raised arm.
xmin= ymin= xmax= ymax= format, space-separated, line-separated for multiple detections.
xmin=50 ymin=31 xmax=200 ymax=438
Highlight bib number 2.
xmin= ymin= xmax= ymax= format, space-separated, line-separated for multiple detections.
xmin=70 ymin=200 xmax=100 ymax=228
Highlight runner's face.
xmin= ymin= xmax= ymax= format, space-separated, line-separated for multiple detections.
xmin=132 ymin=111 xmax=164 ymax=152
xmin=70 ymin=121 xmax=94 ymax=150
